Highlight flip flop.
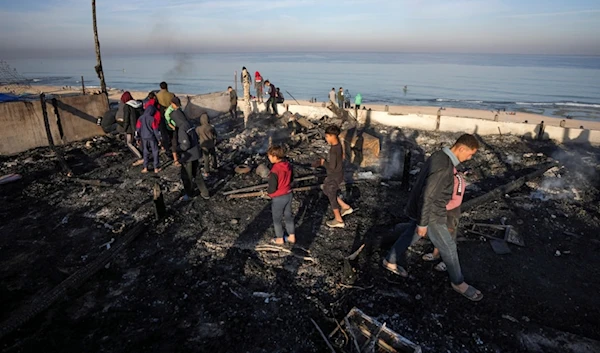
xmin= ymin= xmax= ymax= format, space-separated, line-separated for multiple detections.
xmin=452 ymin=284 xmax=483 ymax=302
xmin=422 ymin=253 xmax=440 ymax=262
xmin=382 ymin=259 xmax=408 ymax=278
xmin=271 ymin=238 xmax=285 ymax=245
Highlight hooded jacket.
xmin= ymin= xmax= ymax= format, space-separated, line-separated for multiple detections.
xmin=406 ymin=149 xmax=456 ymax=227
xmin=123 ymin=100 xmax=143 ymax=134
xmin=195 ymin=113 xmax=217 ymax=150
xmin=170 ymin=108 xmax=201 ymax=163
xmin=136 ymin=106 xmax=161 ymax=141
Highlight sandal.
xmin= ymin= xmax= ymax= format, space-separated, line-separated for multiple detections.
xmin=452 ymin=284 xmax=483 ymax=302
xmin=271 ymin=238 xmax=285 ymax=245
xmin=382 ymin=259 xmax=408 ymax=278
xmin=422 ymin=253 xmax=440 ymax=262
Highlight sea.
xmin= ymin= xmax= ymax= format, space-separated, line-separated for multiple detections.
xmin=6 ymin=52 xmax=600 ymax=121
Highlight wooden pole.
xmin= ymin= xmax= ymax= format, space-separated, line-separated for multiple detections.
xmin=40 ymin=94 xmax=73 ymax=176
xmin=92 ymin=0 xmax=107 ymax=99
xmin=401 ymin=148 xmax=412 ymax=190
xmin=81 ymin=76 xmax=85 ymax=95
xmin=234 ymin=71 xmax=237 ymax=92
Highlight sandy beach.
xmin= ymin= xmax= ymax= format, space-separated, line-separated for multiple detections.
xmin=13 ymin=84 xmax=600 ymax=131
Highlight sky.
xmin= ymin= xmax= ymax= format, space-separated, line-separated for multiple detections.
xmin=0 ymin=0 xmax=599 ymax=58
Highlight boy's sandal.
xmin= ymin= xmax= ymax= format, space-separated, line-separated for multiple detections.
xmin=452 ymin=284 xmax=484 ymax=302
xmin=382 ymin=260 xmax=408 ymax=278
xmin=271 ymin=238 xmax=285 ymax=245
xmin=434 ymin=262 xmax=447 ymax=272
xmin=422 ymin=253 xmax=440 ymax=262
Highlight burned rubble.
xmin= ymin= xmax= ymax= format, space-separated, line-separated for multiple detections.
xmin=1 ymin=109 xmax=599 ymax=353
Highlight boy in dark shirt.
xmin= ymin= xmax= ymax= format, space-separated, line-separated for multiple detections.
xmin=313 ymin=125 xmax=353 ymax=228
xmin=267 ymin=145 xmax=296 ymax=244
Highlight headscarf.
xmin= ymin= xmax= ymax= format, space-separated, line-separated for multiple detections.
xmin=255 ymin=71 xmax=262 ymax=80
xmin=120 ymin=91 xmax=133 ymax=103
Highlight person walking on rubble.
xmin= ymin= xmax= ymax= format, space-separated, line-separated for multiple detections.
xmin=195 ymin=112 xmax=218 ymax=177
xmin=169 ymin=97 xmax=210 ymax=201
xmin=382 ymin=134 xmax=483 ymax=302
xmin=135 ymin=105 xmax=162 ymax=174
xmin=312 ymin=125 xmax=353 ymax=228
xmin=255 ymin=71 xmax=264 ymax=103
xmin=120 ymin=91 xmax=144 ymax=166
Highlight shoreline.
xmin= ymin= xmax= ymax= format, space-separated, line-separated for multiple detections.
xmin=9 ymin=84 xmax=600 ymax=131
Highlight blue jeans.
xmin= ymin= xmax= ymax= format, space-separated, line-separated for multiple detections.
xmin=271 ymin=193 xmax=295 ymax=238
xmin=386 ymin=219 xmax=465 ymax=285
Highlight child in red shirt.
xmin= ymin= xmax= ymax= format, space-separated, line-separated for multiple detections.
xmin=267 ymin=145 xmax=296 ymax=244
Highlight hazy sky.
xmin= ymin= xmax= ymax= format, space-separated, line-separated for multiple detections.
xmin=1 ymin=0 xmax=599 ymax=57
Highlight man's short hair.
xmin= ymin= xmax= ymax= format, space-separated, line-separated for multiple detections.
xmin=228 ymin=86 xmax=232 ymax=89
xmin=332 ymin=87 xmax=335 ymax=90
xmin=160 ymin=82 xmax=168 ymax=89
xmin=264 ymin=80 xmax=270 ymax=84
xmin=339 ymin=87 xmax=343 ymax=89
xmin=325 ymin=125 xmax=341 ymax=136
xmin=267 ymin=145 xmax=285 ymax=159
xmin=453 ymin=134 xmax=479 ymax=150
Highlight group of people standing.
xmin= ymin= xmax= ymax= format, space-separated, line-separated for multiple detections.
xmin=238 ymin=67 xmax=284 ymax=121
xmin=329 ymin=87 xmax=362 ymax=109
xmin=118 ymin=82 xmax=217 ymax=201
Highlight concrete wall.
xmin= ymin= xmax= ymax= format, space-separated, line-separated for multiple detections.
xmin=0 ymin=94 xmax=108 ymax=155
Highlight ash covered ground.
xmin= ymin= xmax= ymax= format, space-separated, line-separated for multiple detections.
xmin=1 ymin=112 xmax=599 ymax=353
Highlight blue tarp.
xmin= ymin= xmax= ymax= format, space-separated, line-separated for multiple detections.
xmin=0 ymin=93 xmax=22 ymax=103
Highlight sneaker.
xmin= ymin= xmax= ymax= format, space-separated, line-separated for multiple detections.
xmin=201 ymin=194 xmax=210 ymax=200
xmin=341 ymin=207 xmax=354 ymax=217
xmin=132 ymin=159 xmax=144 ymax=166
xmin=326 ymin=219 xmax=345 ymax=228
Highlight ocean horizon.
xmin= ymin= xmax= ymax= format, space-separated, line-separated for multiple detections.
xmin=6 ymin=52 xmax=600 ymax=121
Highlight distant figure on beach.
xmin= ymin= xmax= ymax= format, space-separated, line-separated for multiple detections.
xmin=241 ymin=67 xmax=252 ymax=103
xmin=255 ymin=71 xmax=264 ymax=103
xmin=344 ymin=89 xmax=351 ymax=108
xmin=337 ymin=87 xmax=344 ymax=109
xmin=354 ymin=93 xmax=362 ymax=109
xmin=156 ymin=82 xmax=178 ymax=164
xmin=265 ymin=80 xmax=278 ymax=117
xmin=228 ymin=86 xmax=237 ymax=119
xmin=403 ymin=86 xmax=408 ymax=96
xmin=329 ymin=88 xmax=336 ymax=105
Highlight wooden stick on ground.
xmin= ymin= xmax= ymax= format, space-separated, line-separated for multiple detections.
xmin=344 ymin=317 xmax=362 ymax=353
xmin=255 ymin=245 xmax=316 ymax=262
xmin=461 ymin=162 xmax=557 ymax=213
xmin=310 ymin=318 xmax=337 ymax=353
xmin=228 ymin=180 xmax=363 ymax=199
xmin=346 ymin=244 xmax=365 ymax=261
xmin=222 ymin=174 xmax=326 ymax=196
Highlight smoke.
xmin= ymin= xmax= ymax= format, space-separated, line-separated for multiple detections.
xmin=381 ymin=149 xmax=403 ymax=179
xmin=165 ymin=53 xmax=195 ymax=79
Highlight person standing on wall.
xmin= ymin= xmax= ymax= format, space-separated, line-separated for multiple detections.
xmin=354 ymin=93 xmax=362 ymax=109
xmin=255 ymin=71 xmax=264 ymax=103
xmin=265 ymin=80 xmax=278 ymax=117
xmin=241 ymin=67 xmax=252 ymax=104
xmin=156 ymin=81 xmax=180 ymax=165
xmin=329 ymin=88 xmax=336 ymax=106
xmin=337 ymin=87 xmax=344 ymax=109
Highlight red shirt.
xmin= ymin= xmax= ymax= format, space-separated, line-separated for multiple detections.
xmin=268 ymin=161 xmax=292 ymax=198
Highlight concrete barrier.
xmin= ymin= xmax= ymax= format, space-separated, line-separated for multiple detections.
xmin=0 ymin=94 xmax=108 ymax=155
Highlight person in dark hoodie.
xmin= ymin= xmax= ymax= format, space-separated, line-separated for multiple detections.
xmin=264 ymin=80 xmax=278 ymax=116
xmin=228 ymin=86 xmax=237 ymax=119
xmin=169 ymin=97 xmax=210 ymax=201
xmin=135 ymin=105 xmax=162 ymax=174
xmin=121 ymin=91 xmax=144 ymax=166
xmin=195 ymin=112 xmax=218 ymax=177
xmin=382 ymin=134 xmax=483 ymax=302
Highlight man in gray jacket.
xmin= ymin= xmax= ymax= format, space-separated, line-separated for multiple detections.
xmin=383 ymin=134 xmax=483 ymax=301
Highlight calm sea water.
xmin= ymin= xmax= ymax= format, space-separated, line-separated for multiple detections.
xmin=7 ymin=52 xmax=600 ymax=120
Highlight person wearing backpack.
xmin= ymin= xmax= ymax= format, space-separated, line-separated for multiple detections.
xmin=169 ymin=97 xmax=210 ymax=201
xmin=276 ymin=88 xmax=285 ymax=104
xmin=265 ymin=80 xmax=278 ymax=116
xmin=121 ymin=91 xmax=144 ymax=166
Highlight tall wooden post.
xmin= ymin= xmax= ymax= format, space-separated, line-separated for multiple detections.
xmin=81 ymin=76 xmax=85 ymax=95
xmin=92 ymin=0 xmax=107 ymax=99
